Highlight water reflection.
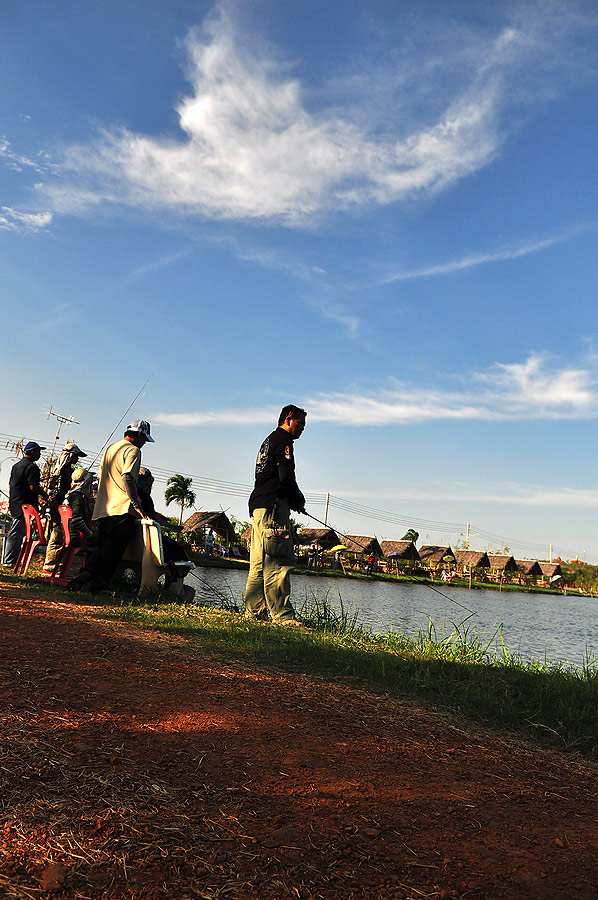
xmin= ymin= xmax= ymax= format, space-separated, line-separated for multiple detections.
xmin=186 ymin=567 xmax=598 ymax=668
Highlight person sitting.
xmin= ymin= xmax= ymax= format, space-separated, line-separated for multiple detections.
xmin=66 ymin=467 xmax=94 ymax=545
xmin=42 ymin=441 xmax=87 ymax=576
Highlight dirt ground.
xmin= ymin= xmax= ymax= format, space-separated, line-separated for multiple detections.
xmin=1 ymin=580 xmax=598 ymax=900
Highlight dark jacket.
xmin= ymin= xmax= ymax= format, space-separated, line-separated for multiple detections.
xmin=9 ymin=457 xmax=41 ymax=516
xmin=248 ymin=427 xmax=305 ymax=516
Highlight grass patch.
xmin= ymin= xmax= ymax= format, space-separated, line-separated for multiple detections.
xmin=83 ymin=585 xmax=598 ymax=760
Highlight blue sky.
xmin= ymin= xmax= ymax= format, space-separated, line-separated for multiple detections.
xmin=1 ymin=0 xmax=597 ymax=560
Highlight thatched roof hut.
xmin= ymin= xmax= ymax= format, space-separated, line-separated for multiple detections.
xmin=487 ymin=554 xmax=518 ymax=574
xmin=341 ymin=535 xmax=383 ymax=556
xmin=240 ymin=526 xmax=252 ymax=546
xmin=454 ymin=550 xmax=490 ymax=569
xmin=419 ymin=545 xmax=455 ymax=566
xmin=182 ymin=511 xmax=237 ymax=544
xmin=516 ymin=559 xmax=543 ymax=579
xmin=380 ymin=540 xmax=420 ymax=561
xmin=298 ymin=527 xmax=341 ymax=550
xmin=539 ymin=561 xmax=563 ymax=580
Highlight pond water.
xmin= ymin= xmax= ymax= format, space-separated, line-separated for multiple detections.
xmin=185 ymin=567 xmax=598 ymax=669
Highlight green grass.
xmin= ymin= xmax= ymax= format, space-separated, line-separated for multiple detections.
xmin=81 ymin=585 xmax=598 ymax=760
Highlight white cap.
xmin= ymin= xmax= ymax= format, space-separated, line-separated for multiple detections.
xmin=64 ymin=440 xmax=87 ymax=456
xmin=126 ymin=420 xmax=155 ymax=442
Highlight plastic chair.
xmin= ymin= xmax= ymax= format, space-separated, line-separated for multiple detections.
xmin=14 ymin=504 xmax=48 ymax=576
xmin=49 ymin=505 xmax=89 ymax=586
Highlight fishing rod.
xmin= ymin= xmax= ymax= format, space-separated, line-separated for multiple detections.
xmin=304 ymin=510 xmax=477 ymax=616
xmin=87 ymin=374 xmax=154 ymax=470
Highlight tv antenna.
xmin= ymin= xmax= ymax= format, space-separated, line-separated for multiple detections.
xmin=46 ymin=406 xmax=80 ymax=462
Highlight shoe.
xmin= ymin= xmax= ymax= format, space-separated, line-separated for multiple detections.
xmin=40 ymin=570 xmax=54 ymax=578
xmin=273 ymin=617 xmax=304 ymax=627
xmin=66 ymin=571 xmax=92 ymax=592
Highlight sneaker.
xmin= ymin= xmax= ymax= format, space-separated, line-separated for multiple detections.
xmin=273 ymin=617 xmax=304 ymax=627
xmin=66 ymin=571 xmax=92 ymax=592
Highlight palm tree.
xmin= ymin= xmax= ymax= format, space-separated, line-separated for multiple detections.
xmin=164 ymin=474 xmax=196 ymax=527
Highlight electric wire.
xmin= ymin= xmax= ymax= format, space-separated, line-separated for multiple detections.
xmin=0 ymin=429 xmax=579 ymax=559
xmin=305 ymin=510 xmax=477 ymax=615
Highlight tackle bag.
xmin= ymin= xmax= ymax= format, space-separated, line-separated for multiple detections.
xmin=263 ymin=524 xmax=293 ymax=558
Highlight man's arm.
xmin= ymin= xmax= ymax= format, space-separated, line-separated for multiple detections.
xmin=122 ymin=472 xmax=147 ymax=518
xmin=275 ymin=442 xmax=306 ymax=514
xmin=28 ymin=467 xmax=48 ymax=505
xmin=120 ymin=445 xmax=147 ymax=518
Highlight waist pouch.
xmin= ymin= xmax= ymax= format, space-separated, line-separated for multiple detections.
xmin=263 ymin=524 xmax=293 ymax=558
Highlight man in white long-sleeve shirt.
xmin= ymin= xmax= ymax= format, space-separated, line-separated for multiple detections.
xmin=68 ymin=420 xmax=154 ymax=592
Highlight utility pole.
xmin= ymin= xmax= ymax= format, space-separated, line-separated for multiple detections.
xmin=465 ymin=522 xmax=470 ymax=549
xmin=324 ymin=492 xmax=330 ymax=526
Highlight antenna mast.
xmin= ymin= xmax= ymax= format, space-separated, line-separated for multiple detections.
xmin=46 ymin=406 xmax=80 ymax=463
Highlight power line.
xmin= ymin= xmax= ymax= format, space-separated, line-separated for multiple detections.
xmin=0 ymin=431 xmax=580 ymax=558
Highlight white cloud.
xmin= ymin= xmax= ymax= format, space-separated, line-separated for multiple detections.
xmin=128 ymin=250 xmax=190 ymax=280
xmin=0 ymin=207 xmax=53 ymax=233
xmin=381 ymin=225 xmax=597 ymax=283
xmin=37 ymin=2 xmax=594 ymax=226
xmin=0 ymin=137 xmax=52 ymax=175
xmin=346 ymin=482 xmax=598 ymax=510
xmin=153 ymin=352 xmax=598 ymax=427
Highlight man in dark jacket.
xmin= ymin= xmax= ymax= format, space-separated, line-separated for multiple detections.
xmin=244 ymin=405 xmax=306 ymax=625
xmin=4 ymin=441 xmax=49 ymax=567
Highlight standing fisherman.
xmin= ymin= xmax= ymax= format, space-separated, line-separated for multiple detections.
xmin=4 ymin=441 xmax=49 ymax=567
xmin=244 ymin=405 xmax=307 ymax=625
xmin=68 ymin=420 xmax=154 ymax=592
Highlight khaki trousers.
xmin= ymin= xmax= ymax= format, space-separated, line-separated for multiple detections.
xmin=244 ymin=500 xmax=296 ymax=622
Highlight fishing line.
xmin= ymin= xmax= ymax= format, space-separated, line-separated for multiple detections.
xmin=304 ymin=510 xmax=477 ymax=616
xmin=87 ymin=374 xmax=154 ymax=470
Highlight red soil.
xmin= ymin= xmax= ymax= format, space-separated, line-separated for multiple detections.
xmin=1 ymin=579 xmax=598 ymax=899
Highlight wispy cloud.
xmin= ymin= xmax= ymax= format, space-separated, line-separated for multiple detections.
xmin=0 ymin=207 xmax=53 ymax=233
xmin=128 ymin=250 xmax=190 ymax=280
xmin=341 ymin=481 xmax=598 ymax=510
xmin=381 ymin=224 xmax=597 ymax=283
xmin=0 ymin=137 xmax=53 ymax=175
xmin=35 ymin=2 xmax=595 ymax=226
xmin=153 ymin=352 xmax=598 ymax=427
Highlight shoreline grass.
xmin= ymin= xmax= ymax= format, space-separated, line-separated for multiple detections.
xmin=3 ymin=569 xmax=597 ymax=759
xmin=92 ymin=586 xmax=598 ymax=760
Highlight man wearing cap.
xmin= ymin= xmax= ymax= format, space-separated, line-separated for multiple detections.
xmin=41 ymin=440 xmax=88 ymax=576
xmin=4 ymin=442 xmax=49 ymax=568
xmin=68 ymin=420 xmax=155 ymax=592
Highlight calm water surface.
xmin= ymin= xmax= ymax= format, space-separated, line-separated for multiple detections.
xmin=187 ymin=567 xmax=598 ymax=668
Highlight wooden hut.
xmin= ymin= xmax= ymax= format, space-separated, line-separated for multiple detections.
xmin=515 ymin=559 xmax=543 ymax=584
xmin=487 ymin=554 xmax=518 ymax=583
xmin=418 ymin=545 xmax=455 ymax=572
xmin=380 ymin=540 xmax=420 ymax=561
xmin=539 ymin=561 xmax=563 ymax=584
xmin=341 ymin=535 xmax=383 ymax=556
xmin=298 ymin=527 xmax=341 ymax=551
xmin=379 ymin=540 xmax=420 ymax=574
xmin=453 ymin=550 xmax=491 ymax=577
xmin=182 ymin=511 xmax=237 ymax=547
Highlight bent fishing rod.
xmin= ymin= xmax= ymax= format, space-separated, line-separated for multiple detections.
xmin=304 ymin=509 xmax=477 ymax=616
